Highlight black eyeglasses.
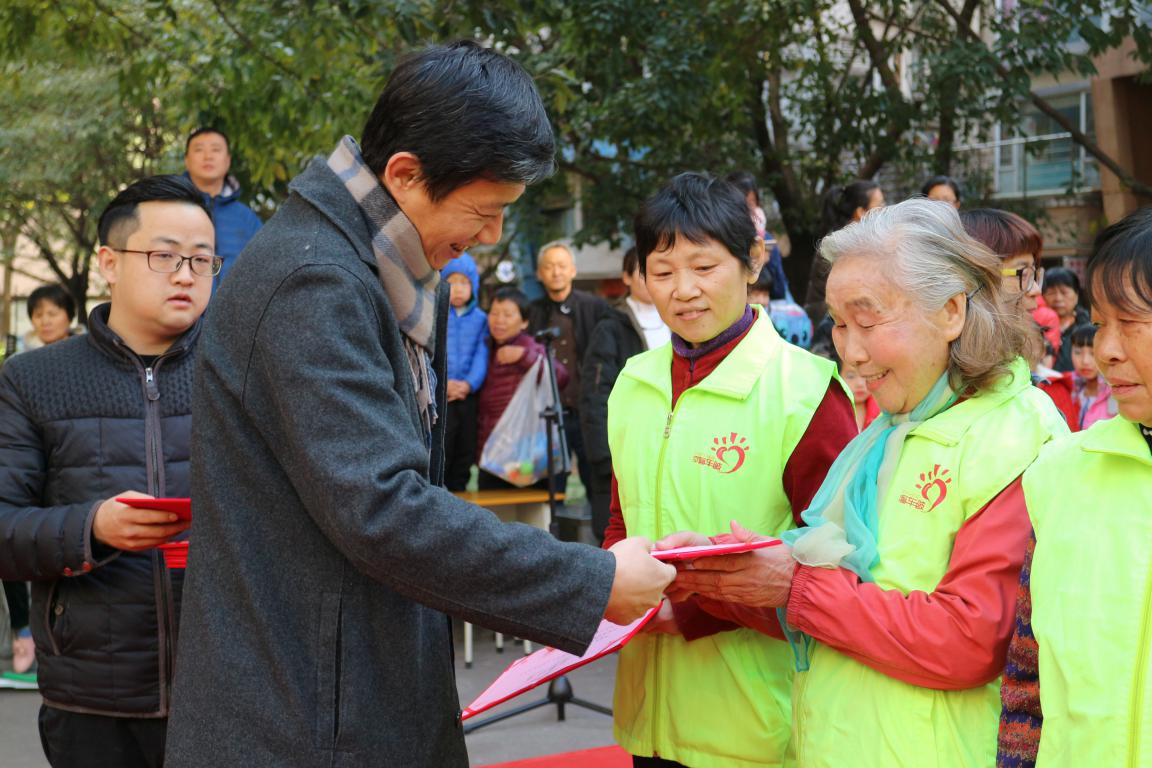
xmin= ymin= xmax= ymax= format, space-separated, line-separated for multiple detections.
xmin=1000 ymin=264 xmax=1044 ymax=292
xmin=115 ymin=249 xmax=222 ymax=278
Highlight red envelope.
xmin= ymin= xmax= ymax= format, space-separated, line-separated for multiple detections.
xmin=116 ymin=497 xmax=192 ymax=521
xmin=462 ymin=606 xmax=659 ymax=720
xmin=653 ymin=538 xmax=782 ymax=561
xmin=157 ymin=542 xmax=189 ymax=569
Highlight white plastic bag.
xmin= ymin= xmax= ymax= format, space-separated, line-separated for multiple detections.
xmin=479 ymin=357 xmax=569 ymax=486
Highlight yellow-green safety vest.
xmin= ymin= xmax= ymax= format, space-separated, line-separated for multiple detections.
xmin=1025 ymin=416 xmax=1152 ymax=767
xmin=789 ymin=359 xmax=1068 ymax=768
xmin=609 ymin=308 xmax=844 ymax=768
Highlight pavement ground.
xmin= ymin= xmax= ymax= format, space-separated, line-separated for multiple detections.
xmin=0 ymin=616 xmax=620 ymax=767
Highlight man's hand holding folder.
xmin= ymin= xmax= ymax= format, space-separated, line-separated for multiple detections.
xmin=604 ymin=536 xmax=677 ymax=624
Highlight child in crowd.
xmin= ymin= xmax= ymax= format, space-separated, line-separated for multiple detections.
xmin=476 ymin=287 xmax=567 ymax=490
xmin=441 ymin=253 xmax=488 ymax=491
xmin=1070 ymin=324 xmax=1118 ymax=430
xmin=750 ymin=270 xmax=813 ymax=349
xmin=839 ymin=357 xmax=880 ymax=431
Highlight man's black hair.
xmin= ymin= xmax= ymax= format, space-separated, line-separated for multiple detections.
xmin=361 ymin=40 xmax=556 ymax=202
xmin=185 ymin=127 xmax=231 ymax=154
xmin=1085 ymin=206 xmax=1152 ymax=314
xmin=97 ymin=175 xmax=212 ymax=248
xmin=491 ymin=286 xmax=531 ymax=320
xmin=633 ymin=172 xmax=757 ymax=276
xmin=1042 ymin=266 xmax=1082 ymax=299
xmin=26 ymin=284 xmax=76 ymax=322
xmin=921 ymin=175 xmax=962 ymax=203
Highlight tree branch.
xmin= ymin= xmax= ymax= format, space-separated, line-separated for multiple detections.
xmin=207 ymin=0 xmax=318 ymax=97
xmin=931 ymin=0 xmax=1152 ymax=199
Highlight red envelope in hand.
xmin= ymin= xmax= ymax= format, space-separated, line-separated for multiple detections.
xmin=652 ymin=538 xmax=782 ymax=561
xmin=116 ymin=497 xmax=192 ymax=521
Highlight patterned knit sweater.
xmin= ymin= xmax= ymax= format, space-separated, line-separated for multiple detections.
xmin=998 ymin=426 xmax=1152 ymax=766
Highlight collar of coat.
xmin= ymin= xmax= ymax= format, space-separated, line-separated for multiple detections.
xmin=86 ymin=302 xmax=201 ymax=365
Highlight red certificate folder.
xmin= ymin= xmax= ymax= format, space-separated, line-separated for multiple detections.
xmin=462 ymin=607 xmax=660 ymax=720
xmin=652 ymin=538 xmax=782 ymax=561
xmin=116 ymin=497 xmax=192 ymax=521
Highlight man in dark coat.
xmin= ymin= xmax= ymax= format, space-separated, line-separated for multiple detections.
xmin=0 ymin=175 xmax=214 ymax=766
xmin=164 ymin=41 xmax=673 ymax=768
xmin=580 ymin=248 xmax=670 ymax=542
xmin=528 ymin=241 xmax=611 ymax=502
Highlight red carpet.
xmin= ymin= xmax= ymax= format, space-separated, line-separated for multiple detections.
xmin=479 ymin=745 xmax=631 ymax=767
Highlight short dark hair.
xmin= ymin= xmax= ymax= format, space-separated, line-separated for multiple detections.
xmin=1085 ymin=206 xmax=1152 ymax=314
xmin=1069 ymin=323 xmax=1097 ymax=348
xmin=185 ymin=127 xmax=230 ymax=154
xmin=26 ymin=284 xmax=76 ymax=322
xmin=633 ymin=172 xmax=757 ymax=276
xmin=1042 ymin=266 xmax=1082 ymax=299
xmin=921 ymin=175 xmax=962 ymax=203
xmin=97 ymin=175 xmax=211 ymax=248
xmin=621 ymin=246 xmax=638 ymax=276
xmin=724 ymin=171 xmax=760 ymax=207
xmin=960 ymin=208 xmax=1043 ymax=261
xmin=491 ymin=286 xmax=531 ymax=320
xmin=361 ymin=41 xmax=556 ymax=202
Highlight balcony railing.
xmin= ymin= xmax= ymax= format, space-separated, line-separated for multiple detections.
xmin=955 ymin=131 xmax=1100 ymax=198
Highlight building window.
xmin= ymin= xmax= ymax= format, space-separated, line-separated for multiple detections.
xmin=993 ymin=90 xmax=1099 ymax=198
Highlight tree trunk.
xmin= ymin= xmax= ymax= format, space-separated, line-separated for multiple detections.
xmin=67 ymin=273 xmax=89 ymax=326
xmin=934 ymin=79 xmax=958 ymax=175
xmin=1 ymin=233 xmax=15 ymax=344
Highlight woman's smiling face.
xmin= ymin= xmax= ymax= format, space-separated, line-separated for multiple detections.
xmin=643 ymin=234 xmax=761 ymax=345
xmin=1091 ymin=295 xmax=1152 ymax=426
xmin=826 ymin=255 xmax=962 ymax=414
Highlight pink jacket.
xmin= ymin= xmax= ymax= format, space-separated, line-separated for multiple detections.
xmin=1074 ymin=375 xmax=1117 ymax=430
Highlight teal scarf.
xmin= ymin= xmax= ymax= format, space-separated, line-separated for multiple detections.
xmin=778 ymin=372 xmax=958 ymax=669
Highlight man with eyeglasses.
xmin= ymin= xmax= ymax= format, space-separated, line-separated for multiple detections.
xmin=0 ymin=174 xmax=211 ymax=767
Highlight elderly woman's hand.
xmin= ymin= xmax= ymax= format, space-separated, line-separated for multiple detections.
xmin=671 ymin=521 xmax=797 ymax=608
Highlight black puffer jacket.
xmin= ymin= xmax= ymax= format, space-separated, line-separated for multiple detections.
xmin=0 ymin=303 xmax=198 ymax=716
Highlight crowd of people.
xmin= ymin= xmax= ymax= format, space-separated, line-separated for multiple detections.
xmin=0 ymin=39 xmax=1150 ymax=768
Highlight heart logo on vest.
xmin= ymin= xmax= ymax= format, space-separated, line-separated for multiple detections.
xmin=712 ymin=432 xmax=750 ymax=474
xmin=915 ymin=465 xmax=952 ymax=512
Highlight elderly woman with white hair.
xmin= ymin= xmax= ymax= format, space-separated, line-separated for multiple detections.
xmin=665 ymin=198 xmax=1069 ymax=768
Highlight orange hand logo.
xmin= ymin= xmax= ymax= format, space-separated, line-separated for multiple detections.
xmin=712 ymin=433 xmax=750 ymax=474
xmin=915 ymin=465 xmax=952 ymax=512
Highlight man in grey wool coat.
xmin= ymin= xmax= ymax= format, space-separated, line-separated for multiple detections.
xmin=164 ymin=40 xmax=674 ymax=767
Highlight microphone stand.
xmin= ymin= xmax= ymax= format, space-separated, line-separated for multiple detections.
xmin=537 ymin=328 xmax=568 ymax=538
xmin=463 ymin=327 xmax=612 ymax=734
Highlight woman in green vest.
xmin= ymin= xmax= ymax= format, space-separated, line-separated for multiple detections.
xmin=604 ymin=172 xmax=859 ymax=767
xmin=668 ymin=198 xmax=1068 ymax=768
xmin=998 ymin=207 xmax=1152 ymax=767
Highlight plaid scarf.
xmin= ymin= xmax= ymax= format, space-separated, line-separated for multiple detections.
xmin=327 ymin=136 xmax=439 ymax=442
